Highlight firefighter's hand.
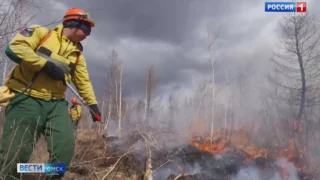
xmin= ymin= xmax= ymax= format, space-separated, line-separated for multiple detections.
xmin=42 ymin=61 xmax=66 ymax=85
xmin=89 ymin=104 xmax=102 ymax=122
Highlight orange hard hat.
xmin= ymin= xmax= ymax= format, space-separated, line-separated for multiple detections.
xmin=71 ymin=97 xmax=77 ymax=104
xmin=63 ymin=8 xmax=95 ymax=27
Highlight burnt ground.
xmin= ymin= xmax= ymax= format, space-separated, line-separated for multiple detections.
xmin=102 ymin=130 xmax=316 ymax=180
xmin=152 ymin=145 xmax=246 ymax=179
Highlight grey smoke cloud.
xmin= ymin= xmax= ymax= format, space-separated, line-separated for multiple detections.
xmin=24 ymin=0 xmax=320 ymax=98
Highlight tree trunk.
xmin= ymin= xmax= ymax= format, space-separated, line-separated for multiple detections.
xmin=295 ymin=32 xmax=306 ymax=121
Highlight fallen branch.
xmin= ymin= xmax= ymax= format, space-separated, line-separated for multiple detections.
xmin=98 ymin=142 xmax=139 ymax=180
xmin=71 ymin=157 xmax=114 ymax=167
xmin=136 ymin=126 xmax=162 ymax=150
xmin=153 ymin=159 xmax=172 ymax=173
xmin=100 ymin=150 xmax=133 ymax=180
xmin=92 ymin=172 xmax=99 ymax=180
xmin=173 ymin=173 xmax=192 ymax=180
xmin=136 ymin=126 xmax=154 ymax=180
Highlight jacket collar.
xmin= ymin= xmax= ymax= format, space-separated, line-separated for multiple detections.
xmin=53 ymin=24 xmax=83 ymax=52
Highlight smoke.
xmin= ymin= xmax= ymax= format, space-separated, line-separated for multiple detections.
xmin=104 ymin=119 xmax=118 ymax=137
xmin=153 ymin=161 xmax=202 ymax=180
xmin=232 ymin=158 xmax=299 ymax=180
xmin=100 ymin=41 xmax=319 ymax=179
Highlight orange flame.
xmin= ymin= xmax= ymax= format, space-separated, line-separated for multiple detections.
xmin=188 ymin=127 xmax=315 ymax=178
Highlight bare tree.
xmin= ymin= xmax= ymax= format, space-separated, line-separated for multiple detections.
xmin=267 ymin=14 xmax=320 ymax=157
xmin=190 ymin=79 xmax=209 ymax=134
xmin=206 ymin=22 xmax=222 ymax=151
xmin=144 ymin=65 xmax=158 ymax=124
xmin=105 ymin=49 xmax=125 ymax=137
xmin=223 ymin=69 xmax=231 ymax=139
xmin=117 ymin=64 xmax=124 ymax=136
xmin=167 ymin=88 xmax=179 ymax=131
xmin=269 ymin=14 xmax=320 ymax=121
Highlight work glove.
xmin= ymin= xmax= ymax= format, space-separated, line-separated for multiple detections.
xmin=89 ymin=104 xmax=102 ymax=122
xmin=42 ymin=61 xmax=66 ymax=85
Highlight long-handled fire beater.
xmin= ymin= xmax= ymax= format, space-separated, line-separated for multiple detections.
xmin=66 ymin=82 xmax=102 ymax=122
xmin=36 ymin=51 xmax=102 ymax=123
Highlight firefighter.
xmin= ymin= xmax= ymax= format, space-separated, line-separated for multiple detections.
xmin=0 ymin=8 xmax=102 ymax=179
xmin=69 ymin=97 xmax=82 ymax=136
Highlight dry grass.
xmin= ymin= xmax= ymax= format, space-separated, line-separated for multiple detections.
xmin=26 ymin=129 xmax=114 ymax=180
xmin=66 ymin=129 xmax=108 ymax=180
xmin=0 ymin=116 xmax=150 ymax=180
xmin=3 ymin=128 xmax=131 ymax=180
xmin=29 ymin=137 xmax=49 ymax=163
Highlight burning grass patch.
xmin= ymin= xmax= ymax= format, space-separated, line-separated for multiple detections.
xmin=11 ymin=126 xmax=318 ymax=179
xmin=63 ymin=126 xmax=316 ymax=179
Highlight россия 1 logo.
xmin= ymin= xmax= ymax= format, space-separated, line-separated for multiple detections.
xmin=265 ymin=2 xmax=307 ymax=16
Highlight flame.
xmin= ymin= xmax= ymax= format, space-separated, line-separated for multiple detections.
xmin=189 ymin=136 xmax=227 ymax=154
xmin=188 ymin=125 xmax=315 ymax=179
xmin=188 ymin=128 xmax=269 ymax=162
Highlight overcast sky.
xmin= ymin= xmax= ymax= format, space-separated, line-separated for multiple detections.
xmin=24 ymin=0 xmax=320 ymax=99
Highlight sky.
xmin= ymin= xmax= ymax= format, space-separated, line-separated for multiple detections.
xmin=18 ymin=0 xmax=320 ymax=100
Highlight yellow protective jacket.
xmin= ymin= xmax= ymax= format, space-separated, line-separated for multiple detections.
xmin=5 ymin=24 xmax=97 ymax=105
xmin=69 ymin=104 xmax=82 ymax=121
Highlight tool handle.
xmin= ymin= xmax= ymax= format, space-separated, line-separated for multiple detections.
xmin=66 ymin=82 xmax=102 ymax=123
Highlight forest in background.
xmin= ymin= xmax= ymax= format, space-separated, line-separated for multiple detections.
xmin=1 ymin=1 xmax=320 ymax=179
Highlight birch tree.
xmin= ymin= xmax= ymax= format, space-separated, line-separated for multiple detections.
xmin=207 ymin=22 xmax=222 ymax=151
xmin=105 ymin=49 xmax=125 ymax=137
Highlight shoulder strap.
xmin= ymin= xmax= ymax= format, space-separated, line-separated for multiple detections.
xmin=41 ymin=30 xmax=81 ymax=66
xmin=7 ymin=29 xmax=81 ymax=83
xmin=38 ymin=29 xmax=81 ymax=66
xmin=38 ymin=29 xmax=52 ymax=48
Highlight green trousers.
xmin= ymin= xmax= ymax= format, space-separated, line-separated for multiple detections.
xmin=0 ymin=93 xmax=75 ymax=179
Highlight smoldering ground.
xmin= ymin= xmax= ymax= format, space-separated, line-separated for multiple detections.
xmin=103 ymin=122 xmax=304 ymax=179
